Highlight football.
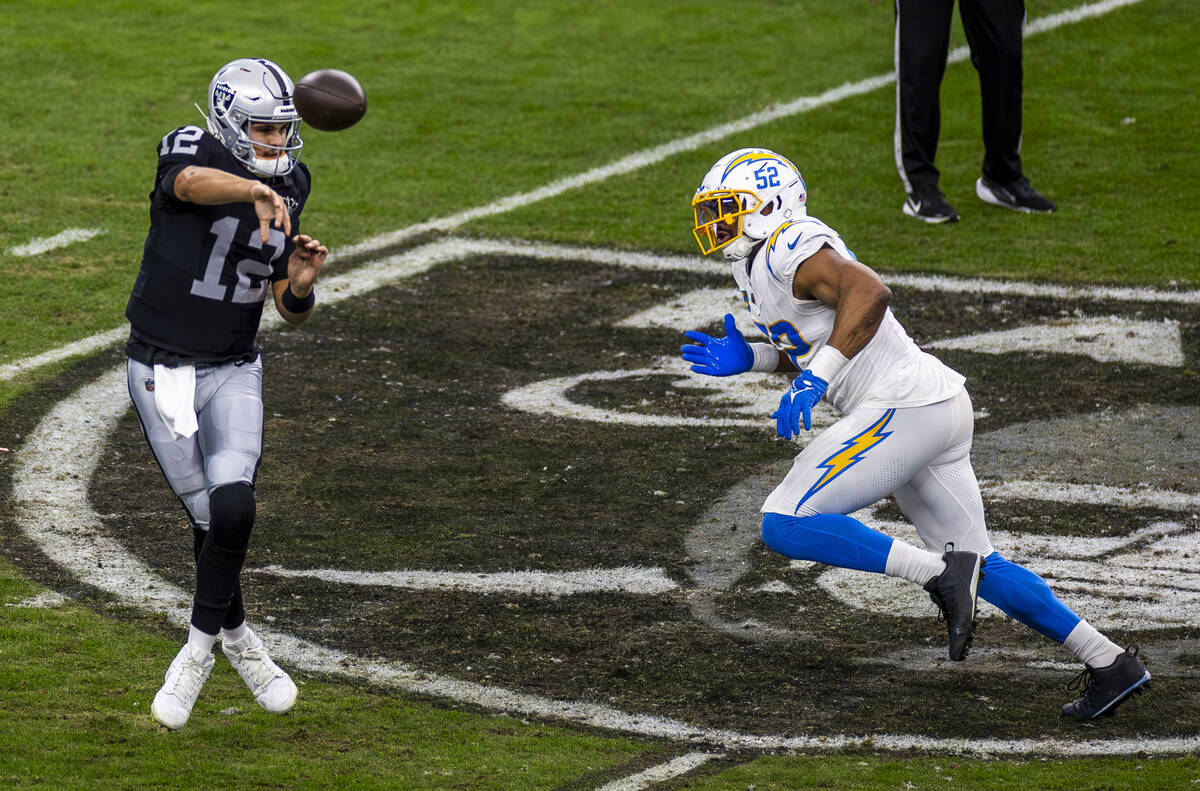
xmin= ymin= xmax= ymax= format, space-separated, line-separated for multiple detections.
xmin=293 ymin=69 xmax=367 ymax=131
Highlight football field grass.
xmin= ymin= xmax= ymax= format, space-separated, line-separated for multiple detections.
xmin=1 ymin=1 xmax=1197 ymax=788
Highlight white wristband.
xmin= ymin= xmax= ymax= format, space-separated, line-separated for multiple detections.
xmin=749 ymin=343 xmax=780 ymax=372
xmin=805 ymin=344 xmax=849 ymax=383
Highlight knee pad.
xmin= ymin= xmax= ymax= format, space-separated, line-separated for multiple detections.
xmin=208 ymin=482 xmax=255 ymax=552
xmin=761 ymin=512 xmax=891 ymax=573
xmin=180 ymin=489 xmax=210 ymax=531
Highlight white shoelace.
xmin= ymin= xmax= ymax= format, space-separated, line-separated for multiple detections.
xmin=232 ymin=645 xmax=281 ymax=689
xmin=170 ymin=656 xmax=209 ymax=700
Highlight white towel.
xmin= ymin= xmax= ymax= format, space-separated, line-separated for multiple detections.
xmin=153 ymin=363 xmax=198 ymax=440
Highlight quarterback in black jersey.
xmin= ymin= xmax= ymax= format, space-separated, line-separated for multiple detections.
xmin=126 ymin=127 xmax=315 ymax=363
xmin=126 ymin=58 xmax=329 ymax=730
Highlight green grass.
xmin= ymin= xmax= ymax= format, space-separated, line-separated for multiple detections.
xmin=1 ymin=0 xmax=1196 ymax=788
xmin=1 ymin=0 xmax=1194 ymax=371
xmin=471 ymin=1 xmax=1198 ymax=284
xmin=0 ymin=557 xmax=648 ymax=790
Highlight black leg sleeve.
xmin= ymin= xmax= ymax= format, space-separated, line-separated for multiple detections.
xmin=223 ymin=583 xmax=246 ymax=631
xmin=895 ymin=0 xmax=956 ymax=195
xmin=190 ymin=484 xmax=255 ymax=635
xmin=960 ymin=0 xmax=1026 ymax=183
xmin=193 ymin=539 xmax=245 ymax=634
xmin=193 ymin=525 xmax=246 ymax=631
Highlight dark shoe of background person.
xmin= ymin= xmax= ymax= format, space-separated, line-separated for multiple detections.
xmin=976 ymin=176 xmax=1057 ymax=213
xmin=902 ymin=189 xmax=960 ymax=223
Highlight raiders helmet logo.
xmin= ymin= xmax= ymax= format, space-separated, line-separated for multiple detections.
xmin=212 ymin=82 xmax=235 ymax=116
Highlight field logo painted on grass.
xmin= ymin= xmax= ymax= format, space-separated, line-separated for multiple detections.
xmin=11 ymin=237 xmax=1199 ymax=757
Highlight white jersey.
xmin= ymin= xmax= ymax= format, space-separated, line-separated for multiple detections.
xmin=732 ymin=215 xmax=964 ymax=413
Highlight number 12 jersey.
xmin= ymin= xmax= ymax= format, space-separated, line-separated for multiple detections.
xmin=125 ymin=125 xmax=311 ymax=365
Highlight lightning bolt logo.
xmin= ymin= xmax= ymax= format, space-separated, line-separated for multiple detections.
xmin=797 ymin=409 xmax=896 ymax=510
xmin=764 ymin=221 xmax=795 ymax=254
xmin=763 ymin=221 xmax=800 ymax=283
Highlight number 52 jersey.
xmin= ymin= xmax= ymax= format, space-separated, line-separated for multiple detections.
xmin=126 ymin=125 xmax=311 ymax=363
xmin=733 ymin=215 xmax=965 ymax=414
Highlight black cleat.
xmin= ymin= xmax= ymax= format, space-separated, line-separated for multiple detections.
xmin=902 ymin=189 xmax=960 ymax=224
xmin=976 ymin=176 xmax=1057 ymax=213
xmin=923 ymin=545 xmax=984 ymax=661
xmin=1061 ymin=645 xmax=1151 ymax=719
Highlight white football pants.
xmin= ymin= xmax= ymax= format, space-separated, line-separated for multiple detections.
xmin=761 ymin=389 xmax=994 ymax=557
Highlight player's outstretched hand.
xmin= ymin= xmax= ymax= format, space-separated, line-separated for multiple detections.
xmin=287 ymin=234 xmax=328 ymax=294
xmin=770 ymin=370 xmax=829 ymax=438
xmin=681 ymin=313 xmax=753 ymax=376
xmin=249 ymin=182 xmax=291 ymax=242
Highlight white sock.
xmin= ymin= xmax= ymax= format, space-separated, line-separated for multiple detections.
xmin=187 ymin=625 xmax=217 ymax=658
xmin=222 ymin=621 xmax=250 ymax=646
xmin=884 ymin=540 xmax=947 ymax=586
xmin=1063 ymin=620 xmax=1123 ymax=668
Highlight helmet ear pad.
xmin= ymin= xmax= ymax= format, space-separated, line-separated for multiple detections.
xmin=741 ymin=178 xmax=806 ymax=243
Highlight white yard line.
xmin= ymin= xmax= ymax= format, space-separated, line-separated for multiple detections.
xmin=8 ymin=227 xmax=104 ymax=257
xmin=593 ymin=753 xmax=724 ymax=791
xmin=4 ymin=591 xmax=68 ymax=609
xmin=885 ymin=273 xmax=1200 ymax=305
xmin=1024 ymin=0 xmax=1143 ymax=34
xmin=0 ymin=327 xmax=128 ymax=382
xmin=253 ymin=565 xmax=679 ymax=597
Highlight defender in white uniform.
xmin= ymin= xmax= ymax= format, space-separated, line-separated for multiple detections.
xmin=682 ymin=148 xmax=1149 ymax=719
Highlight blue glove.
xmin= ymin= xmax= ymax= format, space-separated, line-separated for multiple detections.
xmin=770 ymin=370 xmax=829 ymax=439
xmin=680 ymin=313 xmax=752 ymax=377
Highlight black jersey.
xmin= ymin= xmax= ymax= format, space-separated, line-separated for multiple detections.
xmin=125 ymin=125 xmax=311 ymax=365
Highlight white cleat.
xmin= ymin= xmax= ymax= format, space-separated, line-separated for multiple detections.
xmin=151 ymin=643 xmax=215 ymax=730
xmin=222 ymin=629 xmax=298 ymax=714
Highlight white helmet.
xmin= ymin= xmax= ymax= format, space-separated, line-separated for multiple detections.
xmin=692 ymin=148 xmax=807 ymax=261
xmin=204 ymin=58 xmax=303 ymax=178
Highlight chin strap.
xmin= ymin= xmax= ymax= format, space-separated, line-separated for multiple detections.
xmin=722 ymin=236 xmax=755 ymax=261
xmin=248 ymin=154 xmax=293 ymax=178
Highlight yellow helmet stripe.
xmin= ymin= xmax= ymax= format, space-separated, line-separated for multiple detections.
xmin=721 ymin=151 xmax=799 ymax=180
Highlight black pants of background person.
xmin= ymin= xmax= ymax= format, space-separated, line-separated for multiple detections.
xmin=894 ymin=0 xmax=1025 ymax=199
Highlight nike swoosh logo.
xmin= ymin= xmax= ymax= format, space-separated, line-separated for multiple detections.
xmin=786 ymin=235 xmax=802 ymax=250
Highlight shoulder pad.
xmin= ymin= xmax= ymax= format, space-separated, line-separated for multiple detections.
xmin=759 ymin=221 xmax=810 ymax=285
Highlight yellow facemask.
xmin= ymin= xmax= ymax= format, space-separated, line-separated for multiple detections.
xmin=691 ymin=189 xmax=762 ymax=255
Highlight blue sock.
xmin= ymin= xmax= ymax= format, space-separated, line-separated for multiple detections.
xmin=977 ymin=551 xmax=1081 ymax=643
xmin=760 ymin=512 xmax=892 ymax=573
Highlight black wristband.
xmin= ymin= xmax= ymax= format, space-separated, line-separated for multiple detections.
xmin=282 ymin=286 xmax=315 ymax=313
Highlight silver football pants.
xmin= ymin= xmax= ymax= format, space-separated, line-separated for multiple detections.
xmin=127 ymin=356 xmax=264 ymax=530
